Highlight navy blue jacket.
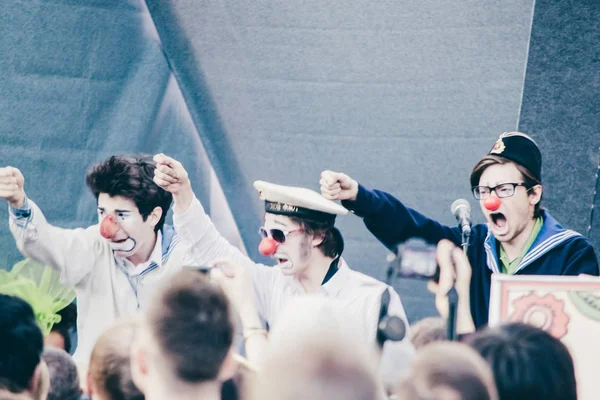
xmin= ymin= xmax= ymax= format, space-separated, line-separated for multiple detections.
xmin=343 ymin=185 xmax=599 ymax=328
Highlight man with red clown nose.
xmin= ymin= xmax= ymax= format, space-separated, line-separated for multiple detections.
xmin=0 ymin=154 xmax=203 ymax=364
xmin=149 ymin=159 xmax=414 ymax=367
xmin=320 ymin=132 xmax=599 ymax=329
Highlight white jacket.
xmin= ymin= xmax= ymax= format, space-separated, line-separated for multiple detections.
xmin=9 ymin=198 xmax=199 ymax=364
xmin=170 ymin=197 xmax=415 ymax=367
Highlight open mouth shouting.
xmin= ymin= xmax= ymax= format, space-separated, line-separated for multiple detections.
xmin=488 ymin=211 xmax=509 ymax=237
xmin=274 ymin=254 xmax=293 ymax=270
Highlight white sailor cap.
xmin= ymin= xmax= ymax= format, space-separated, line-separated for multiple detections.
xmin=253 ymin=180 xmax=348 ymax=224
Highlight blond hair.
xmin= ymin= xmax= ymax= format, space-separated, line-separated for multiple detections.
xmin=89 ymin=319 xmax=143 ymax=400
xmin=395 ymin=342 xmax=498 ymax=400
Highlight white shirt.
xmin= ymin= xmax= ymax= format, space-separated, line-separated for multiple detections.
xmin=177 ymin=197 xmax=415 ymax=361
xmin=9 ymin=199 xmax=195 ymax=364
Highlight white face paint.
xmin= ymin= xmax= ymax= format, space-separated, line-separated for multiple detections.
xmin=263 ymin=213 xmax=313 ymax=276
xmin=97 ymin=194 xmax=157 ymax=261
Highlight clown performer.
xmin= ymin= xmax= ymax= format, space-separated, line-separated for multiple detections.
xmin=320 ymin=132 xmax=599 ymax=329
xmin=151 ymin=155 xmax=414 ymax=369
xmin=0 ymin=155 xmax=204 ymax=364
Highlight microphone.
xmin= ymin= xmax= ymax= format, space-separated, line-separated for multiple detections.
xmin=451 ymin=199 xmax=472 ymax=236
xmin=376 ymin=288 xmax=406 ymax=348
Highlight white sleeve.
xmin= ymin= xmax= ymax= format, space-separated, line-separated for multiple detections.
xmin=172 ymin=196 xmax=277 ymax=321
xmin=9 ymin=199 xmax=102 ymax=287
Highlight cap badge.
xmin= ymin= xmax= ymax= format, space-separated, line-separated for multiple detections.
xmin=490 ymin=138 xmax=506 ymax=155
xmin=266 ymin=201 xmax=299 ymax=213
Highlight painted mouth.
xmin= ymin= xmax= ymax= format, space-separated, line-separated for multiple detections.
xmin=109 ymin=237 xmax=136 ymax=253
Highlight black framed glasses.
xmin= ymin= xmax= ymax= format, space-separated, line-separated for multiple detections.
xmin=258 ymin=227 xmax=303 ymax=244
xmin=472 ymin=183 xmax=529 ymax=200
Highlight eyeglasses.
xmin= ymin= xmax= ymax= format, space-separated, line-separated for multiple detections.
xmin=472 ymin=183 xmax=529 ymax=200
xmin=258 ymin=227 xmax=303 ymax=244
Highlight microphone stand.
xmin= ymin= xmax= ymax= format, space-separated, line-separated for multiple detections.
xmin=446 ymin=286 xmax=459 ymax=341
xmin=447 ymin=230 xmax=471 ymax=341
xmin=461 ymin=230 xmax=471 ymax=255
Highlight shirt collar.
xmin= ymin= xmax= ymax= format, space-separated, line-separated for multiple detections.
xmin=115 ymin=231 xmax=163 ymax=276
xmin=320 ymin=258 xmax=350 ymax=296
xmin=499 ymin=216 xmax=543 ymax=274
xmin=321 ymin=257 xmax=340 ymax=285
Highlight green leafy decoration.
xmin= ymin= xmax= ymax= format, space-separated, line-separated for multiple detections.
xmin=0 ymin=259 xmax=76 ymax=335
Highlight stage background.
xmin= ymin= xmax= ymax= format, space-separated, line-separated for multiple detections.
xmin=0 ymin=0 xmax=598 ymax=324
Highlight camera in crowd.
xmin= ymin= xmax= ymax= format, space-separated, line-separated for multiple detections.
xmin=388 ymin=238 xmax=440 ymax=282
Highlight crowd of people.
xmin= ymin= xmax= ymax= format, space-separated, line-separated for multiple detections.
xmin=0 ymin=131 xmax=597 ymax=399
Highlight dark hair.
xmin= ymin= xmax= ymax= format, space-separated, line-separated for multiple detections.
xmin=50 ymin=302 xmax=77 ymax=353
xmin=89 ymin=319 xmax=144 ymax=400
xmin=42 ymin=348 xmax=81 ymax=400
xmin=289 ymin=217 xmax=344 ymax=259
xmin=465 ymin=322 xmax=577 ymax=400
xmin=86 ymin=155 xmax=173 ymax=232
xmin=470 ymin=155 xmax=543 ymax=218
xmin=0 ymin=294 xmax=44 ymax=393
xmin=149 ymin=270 xmax=234 ymax=383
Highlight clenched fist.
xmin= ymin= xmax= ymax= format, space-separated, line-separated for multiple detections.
xmin=319 ymin=170 xmax=359 ymax=201
xmin=0 ymin=167 xmax=26 ymax=208
xmin=152 ymin=154 xmax=190 ymax=195
xmin=153 ymin=153 xmax=194 ymax=213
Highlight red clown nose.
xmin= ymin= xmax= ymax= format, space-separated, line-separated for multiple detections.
xmin=99 ymin=214 xmax=119 ymax=239
xmin=483 ymin=196 xmax=501 ymax=212
xmin=258 ymin=238 xmax=278 ymax=256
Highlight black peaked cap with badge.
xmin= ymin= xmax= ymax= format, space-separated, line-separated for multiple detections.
xmin=479 ymin=131 xmax=542 ymax=184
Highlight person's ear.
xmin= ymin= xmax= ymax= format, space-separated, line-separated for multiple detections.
xmin=130 ymin=344 xmax=148 ymax=394
xmin=86 ymin=370 xmax=96 ymax=397
xmin=29 ymin=361 xmax=50 ymax=400
xmin=147 ymin=206 xmax=163 ymax=228
xmin=217 ymin=350 xmax=238 ymax=382
xmin=311 ymin=232 xmax=325 ymax=248
xmin=528 ymin=184 xmax=543 ymax=206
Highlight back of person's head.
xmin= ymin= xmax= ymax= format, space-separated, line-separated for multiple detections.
xmin=0 ymin=294 xmax=44 ymax=394
xmin=251 ymin=297 xmax=381 ymax=400
xmin=85 ymin=154 xmax=173 ymax=232
xmin=465 ymin=322 xmax=577 ymax=400
xmin=45 ymin=303 xmax=77 ymax=354
xmin=395 ymin=342 xmax=497 ymax=400
xmin=41 ymin=348 xmax=81 ymax=400
xmin=0 ymin=362 xmax=49 ymax=400
xmin=133 ymin=270 xmax=235 ymax=389
xmin=88 ymin=318 xmax=143 ymax=400
xmin=410 ymin=317 xmax=448 ymax=350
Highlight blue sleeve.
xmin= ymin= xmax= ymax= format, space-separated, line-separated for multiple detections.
xmin=8 ymin=197 xmax=32 ymax=228
xmin=562 ymin=237 xmax=599 ymax=276
xmin=342 ymin=184 xmax=463 ymax=250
